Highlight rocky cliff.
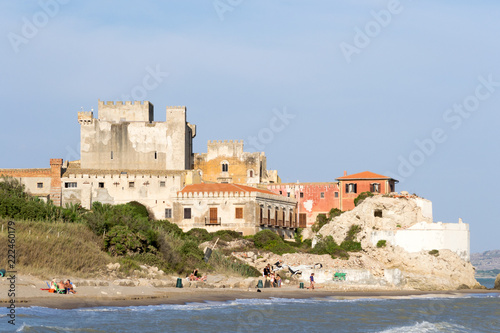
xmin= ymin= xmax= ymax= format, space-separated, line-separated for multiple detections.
xmin=314 ymin=195 xmax=478 ymax=290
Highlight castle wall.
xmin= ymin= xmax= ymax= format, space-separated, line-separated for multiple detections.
xmin=61 ymin=170 xmax=192 ymax=219
xmin=79 ymin=103 xmax=195 ymax=171
xmin=98 ymin=100 xmax=153 ymax=122
xmin=194 ymin=140 xmax=275 ymax=184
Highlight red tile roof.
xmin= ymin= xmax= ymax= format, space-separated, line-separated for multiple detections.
xmin=179 ymin=183 xmax=278 ymax=196
xmin=336 ymin=171 xmax=397 ymax=181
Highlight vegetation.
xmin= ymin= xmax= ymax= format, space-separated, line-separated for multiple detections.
xmin=377 ymin=240 xmax=387 ymax=248
xmin=354 ymin=191 xmax=374 ymax=207
xmin=429 ymin=249 xmax=440 ymax=257
xmin=310 ymin=224 xmax=363 ymax=260
xmin=253 ymin=230 xmax=296 ymax=255
xmin=311 ymin=208 xmax=344 ymax=233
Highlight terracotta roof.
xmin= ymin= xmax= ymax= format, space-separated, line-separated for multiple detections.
xmin=336 ymin=171 xmax=397 ymax=181
xmin=180 ymin=183 xmax=278 ymax=196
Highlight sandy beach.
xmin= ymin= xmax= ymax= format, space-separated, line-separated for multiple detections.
xmin=1 ymin=274 xmax=498 ymax=310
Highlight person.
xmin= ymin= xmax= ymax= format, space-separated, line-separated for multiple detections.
xmin=193 ymin=268 xmax=199 ymax=278
xmin=263 ymin=264 xmax=271 ymax=277
xmin=49 ymin=279 xmax=57 ymax=293
xmin=270 ymin=273 xmax=276 ymax=288
xmin=276 ymin=274 xmax=282 ymax=288
xmin=64 ymin=280 xmax=76 ymax=294
xmin=188 ymin=273 xmax=196 ymax=281
xmin=309 ymin=273 xmax=315 ymax=290
xmin=57 ymin=280 xmax=66 ymax=293
xmin=273 ymin=260 xmax=282 ymax=271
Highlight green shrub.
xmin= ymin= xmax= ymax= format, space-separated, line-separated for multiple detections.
xmin=340 ymin=240 xmax=362 ymax=252
xmin=186 ymin=228 xmax=213 ymax=242
xmin=345 ymin=224 xmax=361 ymax=242
xmin=253 ymin=230 xmax=281 ymax=248
xmin=354 ymin=191 xmax=374 ymax=206
xmin=312 ymin=214 xmax=329 ymax=233
xmin=328 ymin=208 xmax=343 ymax=220
xmin=211 ymin=230 xmax=242 ymax=242
xmin=429 ymin=249 xmax=439 ymax=257
xmin=377 ymin=240 xmax=387 ymax=248
xmin=263 ymin=240 xmax=296 ymax=255
xmin=310 ymin=236 xmax=349 ymax=260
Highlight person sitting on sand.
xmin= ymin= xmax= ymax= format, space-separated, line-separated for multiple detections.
xmin=57 ymin=280 xmax=66 ymax=293
xmin=64 ymin=280 xmax=76 ymax=294
xmin=50 ymin=279 xmax=57 ymax=292
xmin=193 ymin=269 xmax=199 ymax=278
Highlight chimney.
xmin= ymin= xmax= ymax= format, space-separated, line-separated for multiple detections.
xmin=344 ymin=170 xmax=347 ymax=176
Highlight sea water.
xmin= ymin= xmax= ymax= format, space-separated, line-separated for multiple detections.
xmin=2 ymin=293 xmax=499 ymax=333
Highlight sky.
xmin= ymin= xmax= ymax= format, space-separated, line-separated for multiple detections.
xmin=0 ymin=1 xmax=499 ymax=253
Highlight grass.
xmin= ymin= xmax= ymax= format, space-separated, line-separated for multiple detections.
xmin=0 ymin=219 xmax=111 ymax=279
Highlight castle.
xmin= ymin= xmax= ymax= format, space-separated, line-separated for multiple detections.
xmin=0 ymin=99 xmax=469 ymax=256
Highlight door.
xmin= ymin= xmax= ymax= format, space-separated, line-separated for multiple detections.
xmin=210 ymin=208 xmax=218 ymax=224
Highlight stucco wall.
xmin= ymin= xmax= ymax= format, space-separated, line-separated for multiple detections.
xmin=371 ymin=221 xmax=470 ymax=261
xmin=61 ymin=171 xmax=190 ymax=219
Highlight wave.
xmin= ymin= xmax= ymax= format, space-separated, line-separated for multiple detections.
xmin=15 ymin=322 xmax=103 ymax=332
xmin=377 ymin=321 xmax=471 ymax=333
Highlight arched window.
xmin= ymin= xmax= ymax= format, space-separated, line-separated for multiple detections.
xmin=222 ymin=163 xmax=228 ymax=172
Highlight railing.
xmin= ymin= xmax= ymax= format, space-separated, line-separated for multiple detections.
xmin=205 ymin=217 xmax=221 ymax=226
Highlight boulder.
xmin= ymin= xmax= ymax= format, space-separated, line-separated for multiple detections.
xmin=494 ymin=274 xmax=500 ymax=290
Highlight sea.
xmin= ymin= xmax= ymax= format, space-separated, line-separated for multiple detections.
xmin=3 ymin=281 xmax=499 ymax=333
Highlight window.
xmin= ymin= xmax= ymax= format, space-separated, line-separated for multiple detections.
xmin=287 ymin=192 xmax=290 ymax=197
xmin=37 ymin=182 xmax=43 ymax=189
xmin=165 ymin=208 xmax=172 ymax=219
xmin=374 ymin=209 xmax=383 ymax=218
xmin=279 ymin=191 xmax=283 ymax=195
xmin=390 ymin=182 xmax=395 ymax=192
xmin=98 ymin=182 xmax=104 ymax=188
xmin=320 ymin=192 xmax=325 ymax=199
xmin=335 ymin=192 xmax=339 ymax=198
xmin=300 ymin=192 xmax=304 ymax=198
xmin=235 ymin=207 xmax=243 ymax=219
xmin=129 ymin=182 xmax=135 ymax=188
xmin=160 ymin=181 xmax=166 ymax=187
xmin=111 ymin=151 xmax=114 ymax=160
xmin=249 ymin=170 xmax=254 ymax=177
xmin=184 ymin=208 xmax=192 ymax=219
xmin=64 ymin=182 xmax=77 ymax=188
xmin=346 ymin=183 xmax=357 ymax=194
xmin=222 ymin=163 xmax=228 ymax=172
xmin=154 ymin=151 xmax=158 ymax=160
xmin=370 ymin=183 xmax=380 ymax=193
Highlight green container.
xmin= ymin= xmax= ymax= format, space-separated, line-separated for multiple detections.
xmin=299 ymin=282 xmax=304 ymax=289
xmin=0 ymin=269 xmax=5 ymax=277
xmin=257 ymin=280 xmax=263 ymax=288
xmin=176 ymin=278 xmax=183 ymax=288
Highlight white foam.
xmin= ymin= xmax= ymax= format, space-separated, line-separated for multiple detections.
xmin=378 ymin=321 xmax=470 ymax=333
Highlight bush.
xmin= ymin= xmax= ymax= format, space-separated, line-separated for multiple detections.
xmin=186 ymin=228 xmax=213 ymax=242
xmin=253 ymin=230 xmax=281 ymax=248
xmin=328 ymin=208 xmax=343 ymax=220
xmin=354 ymin=191 xmax=374 ymax=207
xmin=312 ymin=214 xmax=329 ymax=233
xmin=253 ymin=230 xmax=296 ymax=255
xmin=345 ymin=224 xmax=361 ymax=242
xmin=211 ymin=230 xmax=243 ymax=242
xmin=310 ymin=236 xmax=349 ymax=260
xmin=377 ymin=240 xmax=387 ymax=248
xmin=429 ymin=249 xmax=439 ymax=257
xmin=340 ymin=240 xmax=362 ymax=252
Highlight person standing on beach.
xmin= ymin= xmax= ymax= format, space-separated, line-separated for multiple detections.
xmin=309 ymin=273 xmax=315 ymax=290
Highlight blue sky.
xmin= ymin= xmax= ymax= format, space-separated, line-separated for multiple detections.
xmin=1 ymin=1 xmax=499 ymax=252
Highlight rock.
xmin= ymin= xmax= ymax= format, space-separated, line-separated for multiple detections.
xmin=494 ymin=274 xmax=500 ymax=290
xmin=113 ymin=279 xmax=136 ymax=287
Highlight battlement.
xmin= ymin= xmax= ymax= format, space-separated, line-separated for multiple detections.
xmin=166 ymin=106 xmax=186 ymax=111
xmin=50 ymin=159 xmax=63 ymax=166
xmin=97 ymin=99 xmax=154 ymax=122
xmin=207 ymin=140 xmax=244 ymax=145
xmin=78 ymin=111 xmax=94 ymax=125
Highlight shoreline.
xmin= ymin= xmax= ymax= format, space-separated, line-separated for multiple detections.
xmin=6 ymin=288 xmax=499 ymax=310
